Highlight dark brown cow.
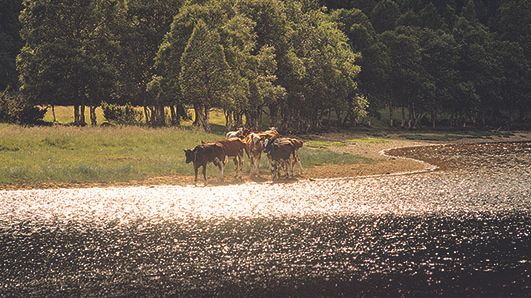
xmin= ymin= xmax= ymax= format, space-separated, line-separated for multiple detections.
xmin=285 ymin=137 xmax=304 ymax=175
xmin=203 ymin=138 xmax=246 ymax=179
xmin=263 ymin=138 xmax=296 ymax=180
xmin=184 ymin=143 xmax=225 ymax=185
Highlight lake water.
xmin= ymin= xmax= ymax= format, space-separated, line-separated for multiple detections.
xmin=0 ymin=142 xmax=529 ymax=296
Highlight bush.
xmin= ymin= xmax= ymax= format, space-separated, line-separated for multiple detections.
xmin=101 ymin=103 xmax=143 ymax=125
xmin=0 ymin=89 xmax=47 ymax=125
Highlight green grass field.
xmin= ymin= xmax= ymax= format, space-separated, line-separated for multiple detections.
xmin=0 ymin=124 xmax=370 ymax=186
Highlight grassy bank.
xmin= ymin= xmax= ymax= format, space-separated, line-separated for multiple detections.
xmin=0 ymin=124 xmax=370 ymax=186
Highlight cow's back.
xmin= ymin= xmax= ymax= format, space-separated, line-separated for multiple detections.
xmin=194 ymin=143 xmax=224 ymax=164
xmin=270 ymin=141 xmax=294 ymax=161
xmin=217 ymin=138 xmax=245 ymax=156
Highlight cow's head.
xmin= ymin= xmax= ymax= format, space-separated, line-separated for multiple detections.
xmin=184 ymin=149 xmax=194 ymax=163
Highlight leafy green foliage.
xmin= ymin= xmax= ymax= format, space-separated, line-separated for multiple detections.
xmin=4 ymin=0 xmax=529 ymax=129
xmin=101 ymin=103 xmax=143 ymax=125
xmin=0 ymin=0 xmax=23 ymax=90
xmin=0 ymin=89 xmax=46 ymax=125
xmin=323 ymin=0 xmax=531 ymax=128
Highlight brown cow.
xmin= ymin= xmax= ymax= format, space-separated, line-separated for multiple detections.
xmin=203 ymin=138 xmax=246 ymax=179
xmin=284 ymin=137 xmax=304 ymax=175
xmin=256 ymin=127 xmax=280 ymax=141
xmin=243 ymin=132 xmax=264 ymax=177
xmin=243 ymin=128 xmax=281 ymax=177
xmin=263 ymin=138 xmax=296 ymax=180
xmin=184 ymin=143 xmax=225 ymax=185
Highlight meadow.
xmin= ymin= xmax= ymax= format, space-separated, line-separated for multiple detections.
xmin=0 ymin=108 xmax=370 ymax=186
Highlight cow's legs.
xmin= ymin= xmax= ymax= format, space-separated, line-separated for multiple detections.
xmin=221 ymin=161 xmax=225 ymax=182
xmin=288 ymin=158 xmax=294 ymax=178
xmin=296 ymin=156 xmax=303 ymax=175
xmin=255 ymin=153 xmax=261 ymax=176
xmin=238 ymin=154 xmax=244 ymax=178
xmin=202 ymin=165 xmax=207 ymax=185
xmin=194 ymin=165 xmax=199 ymax=185
xmin=271 ymin=161 xmax=279 ymax=181
xmin=250 ymin=154 xmax=257 ymax=177
xmin=233 ymin=157 xmax=240 ymax=179
xmin=214 ymin=158 xmax=224 ymax=182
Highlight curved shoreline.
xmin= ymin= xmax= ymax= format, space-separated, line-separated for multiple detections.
xmin=1 ymin=140 xmax=528 ymax=191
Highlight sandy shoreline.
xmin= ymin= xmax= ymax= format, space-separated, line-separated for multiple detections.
xmin=1 ymin=131 xmax=529 ymax=191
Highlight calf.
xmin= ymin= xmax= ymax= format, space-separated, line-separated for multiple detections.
xmin=285 ymin=137 xmax=304 ymax=175
xmin=243 ymin=133 xmax=264 ymax=177
xmin=204 ymin=138 xmax=246 ymax=179
xmin=264 ymin=138 xmax=296 ymax=181
xmin=184 ymin=143 xmax=225 ymax=185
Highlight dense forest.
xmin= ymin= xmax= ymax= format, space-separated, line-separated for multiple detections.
xmin=0 ymin=0 xmax=529 ymax=131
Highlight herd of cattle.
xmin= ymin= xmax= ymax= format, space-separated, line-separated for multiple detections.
xmin=184 ymin=128 xmax=304 ymax=185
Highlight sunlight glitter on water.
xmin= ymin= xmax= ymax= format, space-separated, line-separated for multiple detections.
xmin=1 ymin=167 xmax=530 ymax=229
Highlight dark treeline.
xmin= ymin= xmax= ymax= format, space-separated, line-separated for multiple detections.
xmin=0 ymin=0 xmax=529 ymax=130
xmin=323 ymin=0 xmax=530 ymax=128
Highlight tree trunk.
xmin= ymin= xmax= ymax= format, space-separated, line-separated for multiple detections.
xmin=204 ymin=105 xmax=210 ymax=129
xmin=80 ymin=105 xmax=86 ymax=126
xmin=194 ymin=104 xmax=210 ymax=131
xmin=388 ymin=103 xmax=394 ymax=127
xmin=234 ymin=111 xmax=243 ymax=128
xmin=224 ymin=109 xmax=233 ymax=130
xmin=170 ymin=104 xmax=180 ymax=126
xmin=143 ymin=106 xmax=150 ymax=125
xmin=335 ymin=109 xmax=342 ymax=127
xmin=90 ymin=106 xmax=97 ymax=126
xmin=258 ymin=108 xmax=263 ymax=128
xmin=50 ymin=105 xmax=57 ymax=123
xmin=73 ymin=105 xmax=80 ymax=126
xmin=401 ymin=107 xmax=405 ymax=128
xmin=431 ymin=110 xmax=436 ymax=129
xmin=269 ymin=103 xmax=278 ymax=127
xmin=158 ymin=104 xmax=166 ymax=126
xmin=193 ymin=104 xmax=201 ymax=127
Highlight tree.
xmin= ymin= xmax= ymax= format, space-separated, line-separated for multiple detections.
xmin=17 ymin=0 xmax=122 ymax=126
xmin=419 ymin=29 xmax=458 ymax=128
xmin=462 ymin=0 xmax=478 ymax=22
xmin=288 ymin=5 xmax=362 ymax=130
xmin=221 ymin=14 xmax=285 ymax=129
xmin=179 ymin=20 xmax=232 ymax=131
xmin=497 ymin=0 xmax=531 ymax=59
xmin=239 ymin=0 xmax=304 ymax=128
xmin=370 ymin=0 xmax=400 ymax=33
xmin=18 ymin=0 xmax=92 ymax=125
xmin=118 ymin=0 xmax=183 ymax=126
xmin=0 ymin=0 xmax=23 ymax=91
xmin=380 ymin=28 xmax=427 ymax=127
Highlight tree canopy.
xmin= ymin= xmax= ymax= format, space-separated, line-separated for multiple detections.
xmin=0 ymin=0 xmax=528 ymax=129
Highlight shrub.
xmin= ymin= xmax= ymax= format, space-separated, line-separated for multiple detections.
xmin=0 ymin=89 xmax=47 ymax=125
xmin=101 ymin=102 xmax=143 ymax=125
